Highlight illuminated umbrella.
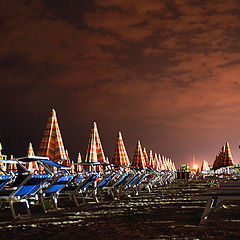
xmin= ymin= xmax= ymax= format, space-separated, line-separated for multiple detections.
xmin=223 ymin=142 xmax=234 ymax=167
xmin=162 ymin=157 xmax=167 ymax=170
xmin=38 ymin=109 xmax=67 ymax=163
xmin=153 ymin=153 xmax=160 ymax=170
xmin=85 ymin=122 xmax=106 ymax=171
xmin=143 ymin=148 xmax=149 ymax=167
xmin=0 ymin=142 xmax=4 ymax=170
xmin=105 ymin=157 xmax=111 ymax=170
xmin=7 ymin=155 xmax=17 ymax=172
xmin=201 ymin=160 xmax=210 ymax=171
xmin=132 ymin=140 xmax=146 ymax=169
xmin=112 ymin=132 xmax=130 ymax=167
xmin=158 ymin=154 xmax=164 ymax=170
xmin=85 ymin=122 xmax=106 ymax=163
xmin=75 ymin=153 xmax=83 ymax=173
xmin=62 ymin=150 xmax=71 ymax=167
xmin=26 ymin=142 xmax=39 ymax=171
xmin=148 ymin=150 xmax=154 ymax=168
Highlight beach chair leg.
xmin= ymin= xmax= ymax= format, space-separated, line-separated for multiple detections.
xmin=39 ymin=195 xmax=47 ymax=213
xmin=51 ymin=195 xmax=58 ymax=210
xmin=93 ymin=189 xmax=99 ymax=203
xmin=213 ymin=197 xmax=223 ymax=213
xmin=9 ymin=199 xmax=31 ymax=219
xmin=9 ymin=199 xmax=17 ymax=219
xmin=200 ymin=197 xmax=217 ymax=224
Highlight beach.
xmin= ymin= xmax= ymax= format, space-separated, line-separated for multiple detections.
xmin=1 ymin=179 xmax=240 ymax=239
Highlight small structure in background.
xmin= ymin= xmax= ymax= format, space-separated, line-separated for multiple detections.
xmin=177 ymin=163 xmax=190 ymax=179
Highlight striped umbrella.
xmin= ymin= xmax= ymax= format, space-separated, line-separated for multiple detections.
xmin=143 ymin=148 xmax=149 ymax=167
xmin=0 ymin=142 xmax=4 ymax=170
xmin=38 ymin=109 xmax=67 ymax=163
xmin=163 ymin=157 xmax=167 ymax=170
xmin=26 ymin=142 xmax=39 ymax=171
xmin=75 ymin=153 xmax=83 ymax=173
xmin=153 ymin=153 xmax=160 ymax=171
xmin=7 ymin=155 xmax=17 ymax=172
xmin=223 ymin=142 xmax=234 ymax=166
xmin=132 ymin=140 xmax=146 ymax=169
xmin=112 ymin=132 xmax=130 ymax=167
xmin=85 ymin=122 xmax=106 ymax=163
xmin=85 ymin=122 xmax=106 ymax=171
xmin=62 ymin=150 xmax=72 ymax=167
xmin=105 ymin=157 xmax=111 ymax=170
xmin=158 ymin=154 xmax=164 ymax=170
xmin=149 ymin=150 xmax=154 ymax=168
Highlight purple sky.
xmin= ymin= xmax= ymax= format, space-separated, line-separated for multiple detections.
xmin=1 ymin=0 xmax=240 ymax=167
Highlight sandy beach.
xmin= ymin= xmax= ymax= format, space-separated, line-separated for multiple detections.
xmin=0 ymin=179 xmax=240 ymax=239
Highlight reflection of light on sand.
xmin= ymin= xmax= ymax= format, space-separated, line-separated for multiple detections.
xmin=143 ymin=220 xmax=175 ymax=224
xmin=224 ymin=219 xmax=240 ymax=222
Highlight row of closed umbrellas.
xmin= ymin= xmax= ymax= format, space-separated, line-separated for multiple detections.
xmin=0 ymin=109 xmax=176 ymax=172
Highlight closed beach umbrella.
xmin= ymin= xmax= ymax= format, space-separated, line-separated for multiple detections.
xmin=26 ymin=142 xmax=39 ymax=171
xmin=132 ymin=140 xmax=146 ymax=169
xmin=7 ymin=155 xmax=17 ymax=172
xmin=201 ymin=160 xmax=210 ymax=171
xmin=223 ymin=142 xmax=234 ymax=167
xmin=85 ymin=122 xmax=106 ymax=164
xmin=158 ymin=154 xmax=164 ymax=170
xmin=149 ymin=150 xmax=154 ymax=169
xmin=75 ymin=153 xmax=83 ymax=173
xmin=143 ymin=148 xmax=149 ymax=167
xmin=154 ymin=153 xmax=160 ymax=170
xmin=0 ymin=142 xmax=4 ymax=170
xmin=112 ymin=132 xmax=130 ymax=167
xmin=38 ymin=109 xmax=67 ymax=164
xmin=62 ymin=150 xmax=71 ymax=167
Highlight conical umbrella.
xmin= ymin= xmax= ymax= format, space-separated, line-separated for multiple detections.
xmin=0 ymin=142 xmax=4 ymax=170
xmin=26 ymin=142 xmax=39 ymax=171
xmin=201 ymin=160 xmax=210 ymax=171
xmin=143 ymin=148 xmax=149 ymax=167
xmin=38 ymin=109 xmax=67 ymax=163
xmin=105 ymin=157 xmax=111 ymax=170
xmin=224 ymin=142 xmax=234 ymax=166
xmin=75 ymin=153 xmax=83 ymax=173
xmin=158 ymin=154 xmax=164 ymax=170
xmin=148 ymin=150 xmax=154 ymax=168
xmin=162 ymin=156 xmax=166 ymax=170
xmin=132 ymin=140 xmax=146 ymax=169
xmin=7 ymin=155 xmax=17 ymax=172
xmin=153 ymin=153 xmax=160 ymax=170
xmin=112 ymin=132 xmax=130 ymax=167
xmin=0 ymin=142 xmax=2 ymax=156
xmin=62 ymin=150 xmax=72 ymax=167
xmin=85 ymin=122 xmax=106 ymax=172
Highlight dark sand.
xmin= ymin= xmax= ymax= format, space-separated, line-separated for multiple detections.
xmin=1 ymin=180 xmax=240 ymax=239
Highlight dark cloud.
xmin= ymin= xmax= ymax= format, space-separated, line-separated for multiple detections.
xmin=1 ymin=0 xmax=240 ymax=166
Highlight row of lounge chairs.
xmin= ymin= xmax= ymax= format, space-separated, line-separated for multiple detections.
xmin=0 ymin=156 xmax=176 ymax=219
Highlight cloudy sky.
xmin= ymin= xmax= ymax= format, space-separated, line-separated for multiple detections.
xmin=1 ymin=0 xmax=240 ymax=167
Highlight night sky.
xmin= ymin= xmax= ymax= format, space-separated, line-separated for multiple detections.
xmin=1 ymin=0 xmax=240 ymax=167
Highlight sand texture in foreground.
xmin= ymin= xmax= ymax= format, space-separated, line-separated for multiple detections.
xmin=1 ymin=179 xmax=240 ymax=239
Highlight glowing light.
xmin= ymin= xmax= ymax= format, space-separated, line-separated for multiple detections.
xmin=193 ymin=164 xmax=198 ymax=170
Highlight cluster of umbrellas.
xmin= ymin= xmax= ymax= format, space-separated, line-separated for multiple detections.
xmin=0 ymin=109 xmax=176 ymax=172
xmin=213 ymin=142 xmax=234 ymax=170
